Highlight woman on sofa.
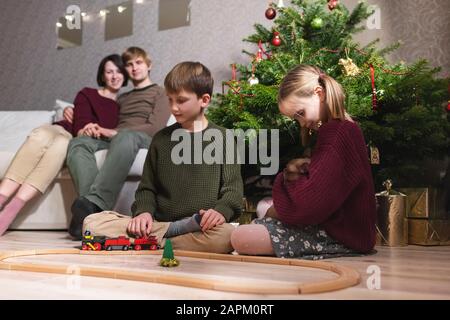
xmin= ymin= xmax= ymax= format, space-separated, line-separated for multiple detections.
xmin=0 ymin=54 xmax=128 ymax=236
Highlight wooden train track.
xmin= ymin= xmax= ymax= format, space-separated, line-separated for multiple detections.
xmin=0 ymin=249 xmax=360 ymax=294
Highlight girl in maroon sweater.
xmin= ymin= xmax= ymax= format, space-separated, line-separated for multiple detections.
xmin=231 ymin=65 xmax=377 ymax=259
xmin=0 ymin=54 xmax=127 ymax=236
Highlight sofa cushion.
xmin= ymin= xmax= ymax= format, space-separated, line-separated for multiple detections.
xmin=0 ymin=111 xmax=55 ymax=152
xmin=0 ymin=151 xmax=14 ymax=178
xmin=53 ymin=99 xmax=74 ymax=122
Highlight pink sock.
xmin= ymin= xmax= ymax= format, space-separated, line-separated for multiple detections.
xmin=0 ymin=197 xmax=26 ymax=236
xmin=0 ymin=194 xmax=8 ymax=209
xmin=256 ymin=197 xmax=273 ymax=219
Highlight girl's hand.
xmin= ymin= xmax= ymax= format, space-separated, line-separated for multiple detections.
xmin=79 ymin=123 xmax=101 ymax=138
xmin=63 ymin=107 xmax=74 ymax=124
xmin=283 ymin=158 xmax=311 ymax=182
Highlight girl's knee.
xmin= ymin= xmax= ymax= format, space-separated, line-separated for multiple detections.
xmin=231 ymin=224 xmax=274 ymax=256
xmin=230 ymin=225 xmax=250 ymax=253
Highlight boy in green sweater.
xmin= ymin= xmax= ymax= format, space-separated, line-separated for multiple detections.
xmin=83 ymin=62 xmax=243 ymax=253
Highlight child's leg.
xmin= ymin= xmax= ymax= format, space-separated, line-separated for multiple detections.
xmin=164 ymin=213 xmax=202 ymax=238
xmin=230 ymin=224 xmax=275 ymax=256
xmin=83 ymin=211 xmax=133 ymax=239
xmin=253 ymin=217 xmax=358 ymax=259
xmin=170 ymin=223 xmax=235 ymax=254
xmin=82 ymin=211 xmax=170 ymax=244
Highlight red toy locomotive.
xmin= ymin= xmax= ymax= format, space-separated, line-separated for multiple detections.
xmin=81 ymin=231 xmax=159 ymax=251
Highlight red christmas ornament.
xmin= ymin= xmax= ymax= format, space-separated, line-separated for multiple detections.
xmin=271 ymin=32 xmax=282 ymax=47
xmin=255 ymin=48 xmax=263 ymax=63
xmin=328 ymin=0 xmax=339 ymax=11
xmin=231 ymin=64 xmax=237 ymax=81
xmin=265 ymin=7 xmax=277 ymax=20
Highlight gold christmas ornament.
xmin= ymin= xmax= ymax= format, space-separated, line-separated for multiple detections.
xmin=339 ymin=57 xmax=360 ymax=76
xmin=370 ymin=145 xmax=380 ymax=164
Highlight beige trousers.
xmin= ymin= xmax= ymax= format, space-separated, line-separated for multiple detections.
xmin=83 ymin=211 xmax=236 ymax=254
xmin=4 ymin=124 xmax=72 ymax=193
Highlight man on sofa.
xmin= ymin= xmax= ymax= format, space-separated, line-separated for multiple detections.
xmin=64 ymin=47 xmax=171 ymax=239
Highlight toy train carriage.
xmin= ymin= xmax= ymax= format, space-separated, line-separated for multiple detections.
xmin=104 ymin=236 xmax=131 ymax=251
xmin=81 ymin=231 xmax=159 ymax=251
xmin=133 ymin=236 xmax=159 ymax=251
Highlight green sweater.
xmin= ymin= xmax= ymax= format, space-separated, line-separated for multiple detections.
xmin=132 ymin=121 xmax=243 ymax=222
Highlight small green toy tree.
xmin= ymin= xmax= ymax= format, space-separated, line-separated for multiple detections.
xmin=160 ymin=239 xmax=180 ymax=267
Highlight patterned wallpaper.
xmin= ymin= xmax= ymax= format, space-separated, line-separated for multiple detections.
xmin=0 ymin=0 xmax=448 ymax=111
xmin=381 ymin=0 xmax=450 ymax=73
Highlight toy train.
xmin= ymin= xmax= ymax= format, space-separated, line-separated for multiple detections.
xmin=81 ymin=231 xmax=159 ymax=251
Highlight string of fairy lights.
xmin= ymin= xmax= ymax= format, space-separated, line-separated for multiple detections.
xmin=56 ymin=0 xmax=146 ymax=28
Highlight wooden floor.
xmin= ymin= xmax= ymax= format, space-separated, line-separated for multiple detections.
xmin=0 ymin=231 xmax=449 ymax=300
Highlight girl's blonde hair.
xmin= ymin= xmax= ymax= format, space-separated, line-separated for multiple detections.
xmin=278 ymin=64 xmax=348 ymax=146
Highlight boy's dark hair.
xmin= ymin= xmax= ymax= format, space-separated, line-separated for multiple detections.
xmin=122 ymin=46 xmax=152 ymax=66
xmin=164 ymin=62 xmax=214 ymax=97
xmin=97 ymin=54 xmax=129 ymax=87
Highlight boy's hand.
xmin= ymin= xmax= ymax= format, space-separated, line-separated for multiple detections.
xmin=199 ymin=209 xmax=225 ymax=232
xmin=127 ymin=212 xmax=153 ymax=238
xmin=98 ymin=127 xmax=118 ymax=139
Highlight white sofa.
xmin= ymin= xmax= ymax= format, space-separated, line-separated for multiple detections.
xmin=0 ymin=107 xmax=175 ymax=230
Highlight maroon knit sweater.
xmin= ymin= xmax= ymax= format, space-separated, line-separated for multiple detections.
xmin=272 ymin=119 xmax=377 ymax=253
xmin=55 ymin=87 xmax=119 ymax=136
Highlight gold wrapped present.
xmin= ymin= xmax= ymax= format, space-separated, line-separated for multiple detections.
xmin=242 ymin=197 xmax=257 ymax=213
xmin=376 ymin=180 xmax=408 ymax=247
xmin=238 ymin=197 xmax=257 ymax=225
xmin=408 ymin=219 xmax=450 ymax=245
xmin=398 ymin=188 xmax=447 ymax=219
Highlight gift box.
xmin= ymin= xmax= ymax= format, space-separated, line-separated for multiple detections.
xmin=408 ymin=219 xmax=450 ymax=245
xmin=238 ymin=197 xmax=257 ymax=225
xmin=398 ymin=188 xmax=447 ymax=219
xmin=376 ymin=181 xmax=408 ymax=247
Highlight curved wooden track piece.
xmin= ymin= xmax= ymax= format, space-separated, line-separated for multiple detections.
xmin=0 ymin=249 xmax=360 ymax=294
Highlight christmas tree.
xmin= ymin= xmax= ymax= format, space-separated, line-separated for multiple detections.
xmin=207 ymin=0 xmax=450 ymax=193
